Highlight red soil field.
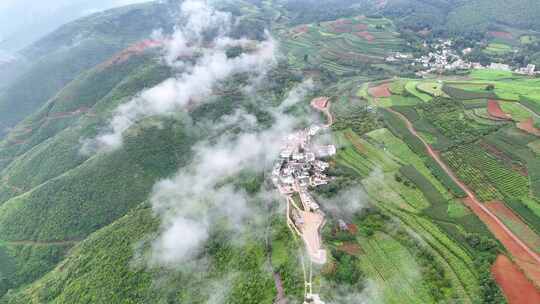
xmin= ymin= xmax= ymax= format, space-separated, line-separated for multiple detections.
xmin=517 ymin=117 xmax=540 ymax=136
xmin=347 ymin=223 xmax=358 ymax=235
xmin=462 ymin=197 xmax=540 ymax=287
xmin=492 ymin=255 xmax=540 ymax=304
xmin=368 ymin=83 xmax=392 ymax=98
xmin=338 ymin=242 xmax=363 ymax=255
xmin=312 ymin=96 xmax=329 ymax=109
xmin=332 ymin=19 xmax=353 ymax=26
xmin=310 ymin=97 xmax=333 ymax=127
xmin=293 ymin=25 xmax=309 ymax=34
xmin=487 ymin=100 xmax=512 ymax=120
xmin=486 ymin=201 xmax=540 ymax=253
xmin=488 ymin=31 xmax=513 ymax=40
xmin=353 ymin=24 xmax=368 ymax=31
xmin=355 ymin=31 xmax=375 ymax=42
xmin=105 ymin=39 xmax=163 ymax=67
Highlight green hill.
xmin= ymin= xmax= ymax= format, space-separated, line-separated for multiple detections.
xmin=383 ymin=0 xmax=540 ymax=33
xmin=1 ymin=1 xmax=537 ymax=303
xmin=0 ymin=1 xmax=177 ymax=138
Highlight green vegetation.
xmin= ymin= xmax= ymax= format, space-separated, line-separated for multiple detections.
xmin=281 ymin=15 xmax=405 ymax=77
xmin=0 ymin=1 xmax=176 ymax=138
xmin=1 ymin=1 xmax=539 ymax=303
xmin=484 ymin=43 xmax=513 ymax=55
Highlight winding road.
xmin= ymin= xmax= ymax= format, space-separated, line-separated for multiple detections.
xmin=386 ymin=108 xmax=540 ymax=286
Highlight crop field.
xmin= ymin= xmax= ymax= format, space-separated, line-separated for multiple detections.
xmin=485 ymin=202 xmax=540 ymax=253
xmin=404 ymin=81 xmax=431 ymax=102
xmin=464 ymin=109 xmax=505 ymax=126
xmin=442 ymin=85 xmax=497 ymax=100
xmin=444 ymin=151 xmax=503 ymax=201
xmin=416 ymin=82 xmax=448 ymax=98
xmin=335 ymin=130 xmax=399 ymax=176
xmin=366 ymin=128 xmax=452 ymax=199
xmin=442 ymin=142 xmax=532 ymax=202
xmin=529 ymin=140 xmax=540 ymax=155
xmin=499 ymin=101 xmax=533 ymax=121
xmin=484 ymin=43 xmax=513 ymax=55
xmin=387 ymin=208 xmax=480 ymax=302
xmin=468 ymin=69 xmax=515 ymax=80
xmin=282 ymin=16 xmax=403 ymax=75
xmin=356 ymin=232 xmax=435 ymax=304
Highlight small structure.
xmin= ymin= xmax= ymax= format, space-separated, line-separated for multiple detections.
xmin=304 ymin=293 xmax=326 ymax=304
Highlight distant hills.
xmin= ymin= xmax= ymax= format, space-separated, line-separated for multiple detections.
xmin=0 ymin=1 xmax=178 ymax=138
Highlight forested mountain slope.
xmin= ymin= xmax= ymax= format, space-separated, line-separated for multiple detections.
xmin=0 ymin=1 xmax=178 ymax=138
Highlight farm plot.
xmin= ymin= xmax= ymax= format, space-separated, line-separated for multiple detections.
xmin=368 ymin=82 xmax=392 ymax=98
xmin=492 ymin=255 xmax=540 ymax=304
xmin=283 ymin=16 xmax=403 ymax=75
xmin=529 ymin=140 xmax=540 ymax=155
xmin=366 ymin=128 xmax=452 ymax=200
xmin=356 ymin=232 xmax=435 ymax=304
xmin=499 ymin=102 xmax=534 ymax=122
xmin=442 ymin=85 xmax=497 ymax=100
xmin=487 ymin=100 xmax=512 ymax=120
xmin=485 ymin=201 xmax=540 ymax=253
xmin=443 ymin=151 xmax=503 ymax=202
xmin=386 ymin=208 xmax=480 ymax=302
xmin=445 ymin=144 xmax=529 ymax=199
xmin=416 ymin=82 xmax=449 ymax=98
xmin=484 ymin=43 xmax=513 ymax=55
xmin=404 ymin=81 xmax=431 ymax=102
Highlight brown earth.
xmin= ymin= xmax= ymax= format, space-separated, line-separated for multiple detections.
xmin=487 ymin=100 xmax=512 ymax=120
xmin=488 ymin=31 xmax=513 ymax=40
xmin=492 ymin=255 xmax=540 ymax=303
xmin=486 ymin=201 xmax=540 ymax=254
xmin=353 ymin=24 xmax=368 ymax=31
xmin=368 ymin=83 xmax=392 ymax=98
xmin=463 ymin=197 xmax=540 ymax=287
xmin=355 ymin=31 xmax=375 ymax=42
xmin=338 ymin=242 xmax=363 ymax=255
xmin=517 ymin=117 xmax=540 ymax=137
xmin=104 ymin=39 xmax=163 ymax=67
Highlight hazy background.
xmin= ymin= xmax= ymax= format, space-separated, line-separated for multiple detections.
xmin=0 ymin=0 xmax=150 ymax=56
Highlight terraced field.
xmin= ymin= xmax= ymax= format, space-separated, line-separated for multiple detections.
xmin=356 ymin=232 xmax=435 ymax=304
xmin=282 ymin=16 xmax=403 ymax=75
xmin=444 ymin=144 xmax=529 ymax=200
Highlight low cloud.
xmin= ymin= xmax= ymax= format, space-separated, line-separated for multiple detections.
xmin=329 ymin=280 xmax=382 ymax=304
xmin=83 ymin=0 xmax=276 ymax=153
xmin=320 ymin=187 xmax=369 ymax=219
xmin=149 ymin=79 xmax=314 ymax=266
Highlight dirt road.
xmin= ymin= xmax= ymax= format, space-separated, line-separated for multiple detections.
xmin=386 ymin=108 xmax=540 ymax=286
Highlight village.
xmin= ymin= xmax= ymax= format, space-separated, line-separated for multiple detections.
xmin=272 ymin=97 xmax=336 ymax=304
xmin=385 ymin=39 xmax=538 ymax=77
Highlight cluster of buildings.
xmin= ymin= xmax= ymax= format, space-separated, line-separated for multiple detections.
xmin=272 ymin=125 xmax=335 ymax=195
xmin=410 ymin=40 xmax=476 ymax=75
xmin=272 ymin=123 xmax=337 ymax=304
xmin=484 ymin=62 xmax=538 ymax=74
xmin=386 ymin=39 xmax=538 ymax=76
